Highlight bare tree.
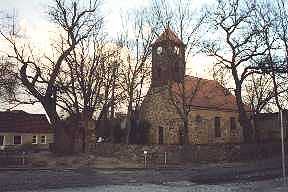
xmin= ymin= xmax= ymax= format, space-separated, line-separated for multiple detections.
xmin=244 ymin=74 xmax=275 ymax=114
xmin=0 ymin=57 xmax=18 ymax=100
xmin=0 ymin=10 xmax=19 ymax=106
xmin=55 ymin=36 xmax=121 ymax=151
xmin=245 ymin=0 xmax=288 ymax=113
xmin=0 ymin=0 xmax=103 ymax=153
xmin=168 ymin=77 xmax=202 ymax=144
xmin=264 ymin=0 xmax=288 ymax=110
xmin=117 ymin=8 xmax=154 ymax=144
xmin=203 ymin=0 xmax=270 ymax=142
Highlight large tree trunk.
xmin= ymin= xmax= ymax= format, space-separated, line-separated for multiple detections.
xmin=54 ymin=121 xmax=74 ymax=154
xmin=180 ymin=117 xmax=189 ymax=145
xmin=126 ymin=98 xmax=133 ymax=144
xmin=43 ymin=99 xmax=75 ymax=154
xmin=235 ymin=86 xmax=253 ymax=142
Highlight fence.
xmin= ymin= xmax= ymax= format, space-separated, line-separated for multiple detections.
xmin=0 ymin=149 xmax=28 ymax=167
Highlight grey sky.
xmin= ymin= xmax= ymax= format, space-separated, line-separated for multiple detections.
xmin=0 ymin=0 xmax=214 ymax=113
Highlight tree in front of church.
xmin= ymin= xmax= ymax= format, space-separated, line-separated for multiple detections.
xmin=117 ymin=8 xmax=155 ymax=144
xmin=168 ymin=78 xmax=202 ymax=145
xmin=203 ymin=0 xmax=271 ymax=142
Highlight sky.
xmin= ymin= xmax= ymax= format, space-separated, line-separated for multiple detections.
xmin=0 ymin=0 xmax=215 ymax=114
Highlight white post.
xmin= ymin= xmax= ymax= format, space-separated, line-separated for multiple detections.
xmin=164 ymin=152 xmax=167 ymax=168
xmin=144 ymin=151 xmax=148 ymax=168
xmin=280 ymin=110 xmax=286 ymax=184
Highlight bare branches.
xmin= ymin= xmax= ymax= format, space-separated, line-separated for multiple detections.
xmin=0 ymin=56 xmax=18 ymax=99
xmin=168 ymin=77 xmax=203 ymax=144
xmin=150 ymin=0 xmax=206 ymax=58
xmin=203 ymin=0 xmax=269 ymax=141
xmin=1 ymin=0 xmax=105 ymax=152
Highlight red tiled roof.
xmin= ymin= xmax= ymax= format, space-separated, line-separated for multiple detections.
xmin=0 ymin=110 xmax=52 ymax=133
xmin=171 ymin=76 xmax=250 ymax=111
xmin=153 ymin=26 xmax=184 ymax=46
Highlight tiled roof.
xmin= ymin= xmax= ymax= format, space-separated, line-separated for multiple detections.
xmin=0 ymin=110 xmax=52 ymax=133
xmin=153 ymin=26 xmax=184 ymax=46
xmin=171 ymin=76 xmax=250 ymax=111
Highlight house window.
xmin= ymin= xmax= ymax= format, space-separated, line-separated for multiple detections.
xmin=230 ymin=117 xmax=236 ymax=130
xmin=0 ymin=136 xmax=4 ymax=146
xmin=40 ymin=136 xmax=46 ymax=144
xmin=214 ymin=117 xmax=221 ymax=137
xmin=158 ymin=126 xmax=164 ymax=144
xmin=13 ymin=136 xmax=22 ymax=145
xmin=32 ymin=136 xmax=37 ymax=144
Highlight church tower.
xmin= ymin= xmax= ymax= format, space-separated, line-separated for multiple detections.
xmin=151 ymin=26 xmax=185 ymax=87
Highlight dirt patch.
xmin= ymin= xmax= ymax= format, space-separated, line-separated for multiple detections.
xmin=28 ymin=151 xmax=143 ymax=169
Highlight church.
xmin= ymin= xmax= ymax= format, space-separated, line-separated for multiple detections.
xmin=141 ymin=27 xmax=246 ymax=145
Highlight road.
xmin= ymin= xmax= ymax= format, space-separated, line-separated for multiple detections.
xmin=0 ymin=155 xmax=287 ymax=191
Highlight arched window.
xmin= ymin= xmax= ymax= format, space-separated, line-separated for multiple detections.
xmin=157 ymin=46 xmax=163 ymax=55
xmin=196 ymin=115 xmax=202 ymax=123
xmin=214 ymin=117 xmax=221 ymax=137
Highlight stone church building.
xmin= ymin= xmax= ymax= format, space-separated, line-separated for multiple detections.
xmin=141 ymin=27 xmax=246 ymax=145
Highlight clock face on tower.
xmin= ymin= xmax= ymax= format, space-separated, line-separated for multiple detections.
xmin=157 ymin=46 xmax=163 ymax=55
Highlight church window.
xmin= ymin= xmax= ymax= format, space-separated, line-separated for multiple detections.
xmin=230 ymin=117 xmax=236 ymax=130
xmin=214 ymin=117 xmax=221 ymax=137
xmin=196 ymin=115 xmax=202 ymax=129
xmin=157 ymin=46 xmax=163 ymax=55
xmin=158 ymin=126 xmax=164 ymax=144
xmin=196 ymin=115 xmax=202 ymax=123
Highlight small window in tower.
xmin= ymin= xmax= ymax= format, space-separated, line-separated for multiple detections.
xmin=174 ymin=46 xmax=180 ymax=55
xmin=157 ymin=46 xmax=163 ymax=55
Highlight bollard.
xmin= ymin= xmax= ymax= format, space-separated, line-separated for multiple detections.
xmin=21 ymin=151 xmax=25 ymax=165
xmin=164 ymin=152 xmax=167 ymax=168
xmin=144 ymin=150 xmax=148 ymax=168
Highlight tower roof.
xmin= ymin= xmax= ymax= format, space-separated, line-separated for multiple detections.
xmin=152 ymin=26 xmax=184 ymax=46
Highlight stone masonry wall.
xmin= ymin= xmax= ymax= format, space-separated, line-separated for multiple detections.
xmin=141 ymin=87 xmax=243 ymax=145
xmin=89 ymin=142 xmax=286 ymax=167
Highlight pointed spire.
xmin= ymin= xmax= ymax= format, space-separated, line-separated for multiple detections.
xmin=152 ymin=26 xmax=184 ymax=46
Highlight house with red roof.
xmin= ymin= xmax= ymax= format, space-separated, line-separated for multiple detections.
xmin=141 ymin=27 xmax=248 ymax=144
xmin=0 ymin=110 xmax=53 ymax=150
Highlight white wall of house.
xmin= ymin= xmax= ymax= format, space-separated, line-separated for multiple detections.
xmin=0 ymin=132 xmax=53 ymax=147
